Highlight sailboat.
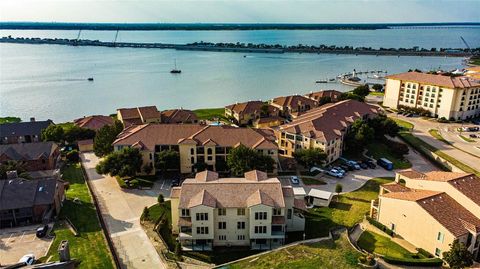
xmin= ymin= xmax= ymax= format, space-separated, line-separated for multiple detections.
xmin=170 ymin=59 xmax=181 ymax=74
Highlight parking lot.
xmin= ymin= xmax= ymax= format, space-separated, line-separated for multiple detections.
xmin=0 ymin=224 xmax=53 ymax=265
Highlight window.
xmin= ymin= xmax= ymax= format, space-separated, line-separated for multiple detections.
xmin=237 ymin=221 xmax=246 ymax=229
xmin=218 ymin=208 xmax=226 ymax=216
xmin=196 ymin=227 xmax=209 ymax=234
xmin=434 ymin=248 xmax=441 ymax=257
xmin=190 ymin=148 xmax=194 ymax=155
xmin=390 ymin=223 xmax=396 ymax=232
xmin=237 ymin=208 xmax=246 ymax=215
xmin=218 ymin=235 xmax=226 ymax=240
xmin=196 ymin=213 xmax=208 ymax=221
xmin=255 ymin=212 xmax=267 ymax=220
xmin=196 ymin=147 xmax=205 ymax=154
xmin=207 ymin=148 xmax=213 ymax=155
xmin=437 ymin=232 xmax=444 ymax=242
xmin=254 ymin=226 xmax=267 ymax=234
xmin=218 ymin=222 xmax=226 ymax=229
xmin=273 ymin=208 xmax=282 ymax=216
xmin=287 ymin=209 xmax=292 ymax=219
xmin=181 ymin=209 xmax=190 ymax=217
xmin=238 ymin=235 xmax=245 ymax=240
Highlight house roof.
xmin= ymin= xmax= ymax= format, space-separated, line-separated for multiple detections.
xmin=381 ymin=182 xmax=411 ymax=193
xmin=294 ymin=198 xmax=307 ymax=211
xmin=0 ymin=177 xmax=59 ymax=210
xmin=0 ymin=142 xmax=58 ymax=161
xmin=381 ymin=189 xmax=441 ymax=201
xmin=175 ymin=171 xmax=285 ymax=209
xmin=305 ymin=90 xmax=343 ymax=102
xmin=386 ymin=72 xmax=480 ymax=89
xmin=117 ymin=106 xmax=161 ymax=125
xmin=279 ymin=100 xmax=378 ymax=142
xmin=271 ymin=95 xmax=318 ymax=110
xmin=308 ymin=189 xmax=333 ymax=200
xmin=113 ymin=124 xmax=277 ymax=150
xmin=226 ymin=101 xmax=278 ymax=116
xmin=0 ymin=120 xmax=53 ymax=137
xmin=73 ymin=115 xmax=114 ymax=130
xmin=161 ymin=109 xmax=198 ymax=124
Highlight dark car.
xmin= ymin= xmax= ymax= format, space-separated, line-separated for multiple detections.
xmin=171 ymin=178 xmax=181 ymax=187
xmin=36 ymin=225 xmax=49 ymax=238
xmin=359 ymin=162 xmax=368 ymax=169
xmin=340 ymin=164 xmax=351 ymax=172
xmin=365 ymin=160 xmax=376 ymax=169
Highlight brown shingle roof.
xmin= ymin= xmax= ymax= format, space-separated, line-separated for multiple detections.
xmin=386 ymin=72 xmax=480 ymax=89
xmin=171 ymin=187 xmax=181 ymax=198
xmin=381 ymin=189 xmax=441 ymax=201
xmin=294 ymin=198 xmax=307 ymax=211
xmin=113 ymin=124 xmax=277 ymax=151
xmin=381 ymin=182 xmax=411 ymax=193
xmin=73 ymin=115 xmax=114 ymax=130
xmin=305 ymin=90 xmax=343 ymax=102
xmin=161 ymin=109 xmax=198 ymax=124
xmin=247 ymin=190 xmax=276 ymax=207
xmin=279 ymin=100 xmax=378 ymax=142
xmin=188 ymin=190 xmax=217 ymax=208
xmin=117 ymin=106 xmax=161 ymax=122
xmin=271 ymin=95 xmax=318 ymax=110
xmin=226 ymin=101 xmax=278 ymax=115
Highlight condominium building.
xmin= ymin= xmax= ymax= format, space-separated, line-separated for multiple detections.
xmin=269 ymin=95 xmax=318 ymax=119
xmin=112 ymin=124 xmax=278 ymax=174
xmin=170 ymin=170 xmax=306 ymax=251
xmin=383 ymin=72 xmax=480 ymax=120
xmin=370 ymin=170 xmax=480 ymax=260
xmin=225 ymin=101 xmax=280 ymax=126
xmin=275 ymin=100 xmax=378 ymax=163
xmin=116 ymin=106 xmax=162 ymax=126
xmin=304 ymin=90 xmax=343 ymax=103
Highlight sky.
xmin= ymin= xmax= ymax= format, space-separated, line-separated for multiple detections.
xmin=1 ymin=0 xmax=479 ymax=23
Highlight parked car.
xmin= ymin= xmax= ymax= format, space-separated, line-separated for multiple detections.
xmin=290 ymin=176 xmax=300 ymax=185
xmin=365 ymin=160 xmax=376 ymax=169
xmin=470 ymin=134 xmax=478 ymax=138
xmin=347 ymin=161 xmax=361 ymax=170
xmin=36 ymin=225 xmax=49 ymax=238
xmin=359 ymin=162 xmax=368 ymax=169
xmin=171 ymin=178 xmax=182 ymax=187
xmin=377 ymin=158 xmax=394 ymax=171
xmin=333 ymin=166 xmax=346 ymax=174
xmin=327 ymin=169 xmax=344 ymax=178
xmin=19 ymin=254 xmax=35 ymax=265
xmin=340 ymin=164 xmax=351 ymax=172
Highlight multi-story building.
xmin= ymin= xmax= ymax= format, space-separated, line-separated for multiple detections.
xmin=170 ymin=170 xmax=306 ymax=251
xmin=0 ymin=142 xmax=60 ymax=172
xmin=275 ymin=100 xmax=378 ymax=163
xmin=160 ymin=109 xmax=199 ymax=124
xmin=304 ymin=90 xmax=343 ymax=103
xmin=370 ymin=170 xmax=480 ymax=260
xmin=383 ymin=72 xmax=480 ymax=120
xmin=112 ymin=124 xmax=278 ymax=174
xmin=0 ymin=118 xmax=53 ymax=144
xmin=269 ymin=95 xmax=318 ymax=119
xmin=116 ymin=106 xmax=162 ymax=127
xmin=225 ymin=101 xmax=280 ymax=126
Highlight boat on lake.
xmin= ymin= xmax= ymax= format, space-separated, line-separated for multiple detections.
xmin=170 ymin=59 xmax=182 ymax=74
xmin=87 ymin=77 xmax=94 ymax=81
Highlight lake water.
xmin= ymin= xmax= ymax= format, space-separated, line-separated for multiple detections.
xmin=1 ymin=27 xmax=478 ymax=122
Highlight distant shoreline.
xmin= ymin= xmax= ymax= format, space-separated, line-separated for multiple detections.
xmin=1 ymin=22 xmax=479 ymax=31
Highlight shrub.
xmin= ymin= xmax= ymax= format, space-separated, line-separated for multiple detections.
xmin=184 ymin=252 xmax=212 ymax=263
xmin=66 ymin=150 xmax=80 ymax=163
xmin=382 ymin=256 xmax=443 ymax=266
xmin=366 ymin=216 xmax=394 ymax=237
xmin=158 ymin=194 xmax=165 ymax=204
xmin=142 ymin=206 xmax=150 ymax=221
xmin=389 ymin=141 xmax=409 ymax=157
xmin=416 ymin=248 xmax=433 ymax=258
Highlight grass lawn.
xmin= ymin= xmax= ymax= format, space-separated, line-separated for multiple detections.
xmin=368 ymin=91 xmax=384 ymax=96
xmin=366 ymin=143 xmax=411 ymax=169
xmin=459 ymin=134 xmax=475 ymax=143
xmin=428 ymin=129 xmax=451 ymax=145
xmin=0 ymin=116 xmax=21 ymax=124
xmin=43 ymin=163 xmax=114 ymax=268
xmin=390 ymin=118 xmax=414 ymax=130
xmin=301 ymin=177 xmax=327 ymax=185
xmin=302 ymin=177 xmax=393 ymax=239
xmin=117 ymin=175 xmax=157 ymax=188
xmin=193 ymin=108 xmax=227 ymax=121
xmin=357 ymin=231 xmax=420 ymax=259
xmin=228 ymin=233 xmax=361 ymax=269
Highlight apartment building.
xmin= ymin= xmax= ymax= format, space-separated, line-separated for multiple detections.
xmin=116 ymin=106 xmax=162 ymax=126
xmin=170 ymin=170 xmax=306 ymax=251
xmin=276 ymin=100 xmax=378 ymax=163
xmin=269 ymin=95 xmax=318 ymax=119
xmin=112 ymin=124 xmax=278 ymax=174
xmin=0 ymin=119 xmax=53 ymax=144
xmin=370 ymin=170 xmax=480 ymax=260
xmin=304 ymin=90 xmax=343 ymax=103
xmin=383 ymin=72 xmax=480 ymax=120
xmin=225 ymin=101 xmax=280 ymax=126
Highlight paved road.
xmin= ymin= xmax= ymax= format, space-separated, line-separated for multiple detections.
xmin=81 ymin=153 xmax=166 ymax=269
xmin=389 ymin=114 xmax=480 ymax=172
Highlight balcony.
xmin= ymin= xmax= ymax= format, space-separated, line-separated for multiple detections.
xmin=370 ymin=199 xmax=379 ymax=220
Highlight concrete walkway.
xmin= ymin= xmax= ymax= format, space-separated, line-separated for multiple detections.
xmin=81 ymin=152 xmax=166 ymax=269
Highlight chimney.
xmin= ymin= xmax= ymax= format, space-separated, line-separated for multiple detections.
xmin=6 ymin=170 xmax=18 ymax=179
xmin=58 ymin=240 xmax=71 ymax=262
xmin=30 ymin=117 xmax=35 ymax=122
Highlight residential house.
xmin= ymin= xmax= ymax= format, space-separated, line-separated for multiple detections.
xmin=112 ymin=124 xmax=279 ymax=174
xmin=370 ymin=170 xmax=480 ymax=260
xmin=73 ymin=115 xmax=114 ymax=131
xmin=0 ymin=119 xmax=53 ymax=144
xmin=116 ymin=106 xmax=161 ymax=127
xmin=276 ymin=100 xmax=378 ymax=163
xmin=161 ymin=109 xmax=199 ymax=124
xmin=170 ymin=170 xmax=306 ymax=251
xmin=0 ymin=177 xmax=65 ymax=228
xmin=225 ymin=101 xmax=280 ymax=126
xmin=383 ymin=71 xmax=480 ymax=120
xmin=0 ymin=142 xmax=60 ymax=171
xmin=304 ymin=90 xmax=343 ymax=103
xmin=269 ymin=95 xmax=318 ymax=119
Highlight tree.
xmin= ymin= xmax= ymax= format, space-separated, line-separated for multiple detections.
xmin=41 ymin=125 xmax=65 ymax=143
xmin=174 ymin=241 xmax=182 ymax=259
xmin=143 ymin=164 xmax=153 ymax=174
xmin=158 ymin=194 xmax=165 ymax=204
xmin=142 ymin=206 xmax=150 ymax=221
xmin=335 ymin=183 xmax=343 ymax=201
xmin=372 ymin=84 xmax=383 ymax=92
xmin=293 ymin=148 xmax=326 ymax=168
xmin=64 ymin=126 xmax=96 ymax=144
xmin=0 ymin=160 xmax=30 ymax=179
xmin=94 ymin=120 xmax=124 ymax=157
xmin=318 ymin=96 xmax=332 ymax=106
xmin=368 ymin=115 xmax=400 ymax=139
xmin=227 ymin=145 xmax=275 ymax=176
xmin=352 ymin=85 xmax=370 ymax=97
xmin=193 ymin=162 xmax=207 ymax=172
xmin=339 ymin=92 xmax=365 ymax=102
xmin=95 ymin=147 xmax=143 ymax=178
xmin=260 ymin=103 xmax=270 ymax=117
xmin=345 ymin=119 xmax=374 ymax=151
xmin=390 ymin=141 xmax=409 ymax=157
xmin=155 ymin=150 xmax=180 ymax=173
xmin=442 ymin=239 xmax=474 ymax=269
xmin=66 ymin=150 xmax=80 ymax=163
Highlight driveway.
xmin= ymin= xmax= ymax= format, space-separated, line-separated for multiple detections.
xmin=80 ymin=152 xmax=166 ymax=269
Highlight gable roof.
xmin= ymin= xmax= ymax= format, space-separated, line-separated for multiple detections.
xmin=0 ymin=142 xmax=58 ymax=161
xmin=161 ymin=109 xmax=198 ymax=124
xmin=113 ymin=124 xmax=277 ymax=150
xmin=386 ymin=72 xmax=480 ymax=89
xmin=226 ymin=101 xmax=278 ymax=115
xmin=117 ymin=106 xmax=161 ymax=125
xmin=0 ymin=120 xmax=53 ymax=137
xmin=73 ymin=115 xmax=114 ymax=130
xmin=0 ymin=177 xmax=59 ymax=210
xmin=271 ymin=95 xmax=318 ymax=110
xmin=381 ymin=182 xmax=411 ymax=193
xmin=279 ymin=100 xmax=378 ymax=142
xmin=305 ymin=90 xmax=343 ymax=102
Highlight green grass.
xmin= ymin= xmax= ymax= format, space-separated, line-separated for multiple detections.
xmin=469 ymin=57 xmax=480 ymax=66
xmin=193 ymin=108 xmax=227 ymax=121
xmin=428 ymin=129 xmax=451 ymax=145
xmin=43 ymin=163 xmax=114 ymax=269
xmin=390 ymin=118 xmax=414 ymax=130
xmin=228 ymin=233 xmax=361 ymax=269
xmin=147 ymin=202 xmax=171 ymax=224
xmin=368 ymin=91 xmax=384 ymax=96
xmin=301 ymin=177 xmax=327 ymax=185
xmin=117 ymin=175 xmax=156 ymax=188
xmin=303 ymin=177 xmax=394 ymax=238
xmin=459 ymin=134 xmax=475 ymax=143
xmin=357 ymin=231 xmax=420 ymax=259
xmin=366 ymin=143 xmax=411 ymax=169
xmin=0 ymin=116 xmax=21 ymax=124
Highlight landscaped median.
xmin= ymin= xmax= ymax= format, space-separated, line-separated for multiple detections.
xmin=116 ymin=175 xmax=156 ymax=189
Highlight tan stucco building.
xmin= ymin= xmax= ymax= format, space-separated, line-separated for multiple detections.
xmin=371 ymin=170 xmax=480 ymax=260
xmin=225 ymin=101 xmax=280 ymax=126
xmin=383 ymin=72 xmax=480 ymax=120
xmin=170 ymin=170 xmax=306 ymax=251
xmin=117 ymin=106 xmax=162 ymax=127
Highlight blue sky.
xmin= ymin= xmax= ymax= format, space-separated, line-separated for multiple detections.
xmin=1 ymin=0 xmax=479 ymax=23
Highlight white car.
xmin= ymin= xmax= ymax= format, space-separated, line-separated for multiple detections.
xmin=19 ymin=254 xmax=35 ymax=265
xmin=290 ymin=176 xmax=300 ymax=185
xmin=327 ymin=169 xmax=344 ymax=178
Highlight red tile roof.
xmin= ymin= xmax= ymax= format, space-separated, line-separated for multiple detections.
xmin=226 ymin=101 xmax=279 ymax=116
xmin=161 ymin=109 xmax=198 ymax=124
xmin=271 ymin=95 xmax=318 ymax=110
xmin=73 ymin=115 xmax=114 ymax=130
xmin=386 ymin=72 xmax=480 ymax=89
xmin=305 ymin=90 xmax=343 ymax=102
xmin=117 ymin=106 xmax=161 ymax=124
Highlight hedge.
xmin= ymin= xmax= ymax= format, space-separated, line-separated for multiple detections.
xmin=416 ymin=248 xmax=434 ymax=258
xmin=366 ymin=216 xmax=394 ymax=237
xmin=383 ymin=256 xmax=443 ymax=266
